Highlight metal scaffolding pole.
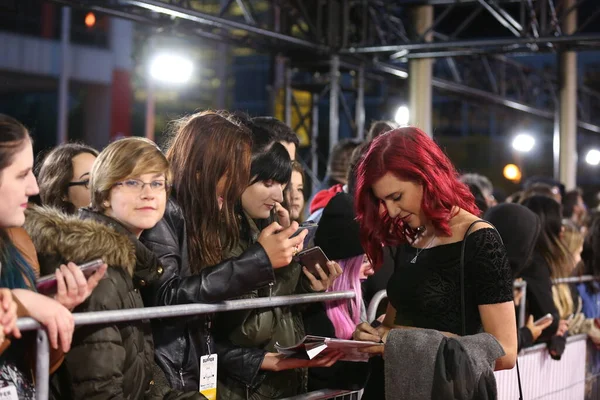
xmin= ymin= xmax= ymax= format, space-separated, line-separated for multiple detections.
xmin=409 ymin=5 xmax=433 ymax=136
xmin=329 ymin=55 xmax=340 ymax=152
xmin=145 ymin=37 xmax=156 ymax=140
xmin=57 ymin=6 xmax=71 ymax=144
xmin=311 ymin=93 xmax=320 ymax=195
xmin=285 ymin=63 xmax=292 ymax=126
xmin=356 ymin=64 xmax=366 ymax=139
xmin=559 ymin=0 xmax=578 ymax=189
xmin=344 ymin=33 xmax=600 ymax=55
xmin=122 ymin=0 xmax=329 ymax=52
xmin=145 ymin=81 xmax=156 ymax=141
xmin=216 ymin=0 xmax=228 ymax=112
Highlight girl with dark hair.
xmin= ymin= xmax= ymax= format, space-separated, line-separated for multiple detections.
xmin=36 ymin=143 xmax=99 ymax=213
xmin=519 ymin=196 xmax=570 ymax=358
xmin=215 ymin=142 xmax=343 ymax=399
xmin=140 ymin=111 xmax=308 ymax=391
xmin=0 ymin=115 xmax=105 ymax=398
xmin=352 ymin=128 xmax=516 ymax=395
xmin=286 ymin=161 xmax=306 ymax=223
xmin=251 ymin=116 xmax=299 ymax=160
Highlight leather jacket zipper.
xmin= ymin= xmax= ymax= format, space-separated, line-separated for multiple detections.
xmin=179 ymin=368 xmax=185 ymax=387
xmin=269 ymin=282 xmax=274 ymax=300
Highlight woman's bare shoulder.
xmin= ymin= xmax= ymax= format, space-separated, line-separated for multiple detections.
xmin=449 ymin=209 xmax=493 ymax=238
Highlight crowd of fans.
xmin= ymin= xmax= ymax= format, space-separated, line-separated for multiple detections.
xmin=0 ymin=110 xmax=598 ymax=399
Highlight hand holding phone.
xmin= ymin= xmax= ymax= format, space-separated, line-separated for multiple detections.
xmin=297 ymin=246 xmax=330 ymax=277
xmin=298 ymin=247 xmax=343 ymax=292
xmin=533 ymin=313 xmax=554 ymax=326
xmin=37 ymin=259 xmax=107 ymax=310
xmin=290 ymin=223 xmax=318 ymax=249
xmin=258 ymin=222 xmax=308 ymax=269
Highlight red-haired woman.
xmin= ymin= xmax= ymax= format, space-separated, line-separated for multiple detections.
xmin=352 ymin=128 xmax=517 ymax=390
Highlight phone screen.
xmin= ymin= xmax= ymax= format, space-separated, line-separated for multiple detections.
xmin=36 ymin=259 xmax=104 ymax=295
xmin=297 ymin=246 xmax=330 ymax=278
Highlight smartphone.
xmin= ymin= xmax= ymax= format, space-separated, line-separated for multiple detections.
xmin=36 ymin=259 xmax=104 ymax=295
xmin=297 ymin=246 xmax=330 ymax=277
xmin=290 ymin=223 xmax=319 ymax=249
xmin=533 ymin=313 xmax=554 ymax=326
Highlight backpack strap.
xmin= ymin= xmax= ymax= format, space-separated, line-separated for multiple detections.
xmin=460 ymin=219 xmax=488 ymax=336
xmin=459 ymin=219 xmax=523 ymax=400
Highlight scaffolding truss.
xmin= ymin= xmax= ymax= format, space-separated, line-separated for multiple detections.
xmin=47 ymin=0 xmax=600 ymax=129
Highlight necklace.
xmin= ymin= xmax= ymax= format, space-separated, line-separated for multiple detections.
xmin=410 ymin=234 xmax=436 ymax=264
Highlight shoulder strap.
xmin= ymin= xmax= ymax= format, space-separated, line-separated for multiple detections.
xmin=459 ymin=219 xmax=523 ymax=400
xmin=460 ymin=219 xmax=488 ymax=336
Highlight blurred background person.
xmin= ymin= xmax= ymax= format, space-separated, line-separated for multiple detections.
xmin=287 ymin=160 xmax=306 ymax=223
xmin=36 ymin=143 xmax=98 ymax=214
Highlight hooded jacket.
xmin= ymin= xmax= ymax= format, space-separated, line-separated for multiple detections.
xmin=24 ymin=206 xmax=201 ymax=400
xmin=484 ymin=204 xmax=547 ymax=350
xmin=308 ymin=184 xmax=344 ymax=215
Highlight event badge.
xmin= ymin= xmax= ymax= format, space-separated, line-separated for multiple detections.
xmin=199 ymin=354 xmax=217 ymax=400
xmin=0 ymin=385 xmax=18 ymax=400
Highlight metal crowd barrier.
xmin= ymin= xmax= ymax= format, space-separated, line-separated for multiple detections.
xmin=495 ymin=334 xmax=589 ymax=399
xmin=366 ymin=280 xmax=529 ymax=329
xmin=514 ymin=279 xmax=527 ymax=329
xmin=366 ymin=289 xmax=388 ymax=324
xmin=17 ymin=291 xmax=356 ymax=400
xmin=553 ymin=275 xmax=599 ymax=284
xmin=281 ymin=389 xmax=362 ymax=400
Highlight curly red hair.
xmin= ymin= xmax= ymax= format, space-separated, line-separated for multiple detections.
xmin=355 ymin=127 xmax=479 ymax=269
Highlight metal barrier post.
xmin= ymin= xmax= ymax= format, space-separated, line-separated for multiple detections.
xmin=366 ymin=290 xmax=387 ymax=323
xmin=518 ymin=281 xmax=527 ymax=329
xmin=35 ymin=329 xmax=49 ymax=400
xmin=512 ymin=280 xmax=527 ymax=329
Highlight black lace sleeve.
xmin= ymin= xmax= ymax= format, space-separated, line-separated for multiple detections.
xmin=465 ymin=228 xmax=514 ymax=305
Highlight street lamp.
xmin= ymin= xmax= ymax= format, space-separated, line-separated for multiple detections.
xmin=512 ymin=134 xmax=535 ymax=153
xmin=394 ymin=105 xmax=409 ymax=126
xmin=585 ymin=149 xmax=600 ymax=166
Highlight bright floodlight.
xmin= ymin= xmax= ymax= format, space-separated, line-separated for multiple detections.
xmin=585 ymin=149 xmax=600 ymax=166
xmin=394 ymin=106 xmax=409 ymax=126
xmin=512 ymin=134 xmax=535 ymax=153
xmin=150 ymin=53 xmax=193 ymax=84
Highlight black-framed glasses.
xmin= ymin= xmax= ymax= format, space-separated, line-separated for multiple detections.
xmin=68 ymin=179 xmax=90 ymax=189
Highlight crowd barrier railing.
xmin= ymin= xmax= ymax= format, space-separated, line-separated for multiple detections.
xmin=17 ymin=291 xmax=356 ymax=400
xmin=281 ymin=389 xmax=362 ymax=400
xmin=495 ymin=334 xmax=588 ymax=399
xmin=553 ymin=275 xmax=599 ymax=284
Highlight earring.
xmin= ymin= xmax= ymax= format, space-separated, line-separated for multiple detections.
xmin=103 ymin=201 xmax=110 ymax=208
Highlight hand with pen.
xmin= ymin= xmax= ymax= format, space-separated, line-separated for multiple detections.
xmin=352 ymin=322 xmax=390 ymax=356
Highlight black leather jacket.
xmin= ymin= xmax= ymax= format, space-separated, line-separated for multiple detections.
xmin=140 ymin=199 xmax=275 ymax=391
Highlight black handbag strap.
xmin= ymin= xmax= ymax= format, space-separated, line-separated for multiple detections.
xmin=460 ymin=219 xmax=523 ymax=400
